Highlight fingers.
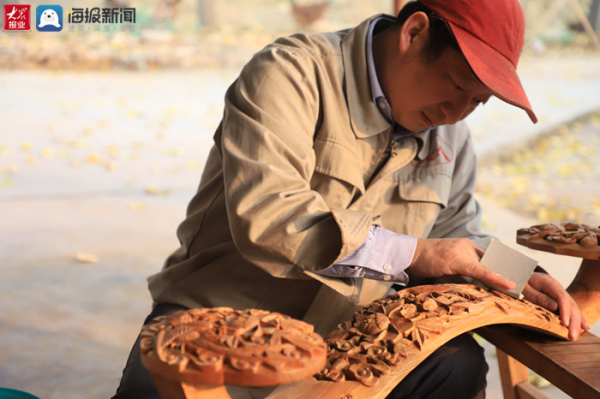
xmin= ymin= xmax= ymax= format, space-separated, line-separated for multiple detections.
xmin=582 ymin=314 xmax=591 ymax=331
xmin=556 ymin=295 xmax=583 ymax=341
xmin=461 ymin=242 xmax=514 ymax=289
xmin=459 ymin=259 xmax=515 ymax=290
xmin=526 ymin=273 xmax=587 ymax=341
xmin=566 ymin=304 xmax=580 ymax=341
xmin=557 ymin=291 xmax=584 ymax=341
xmin=522 ymin=283 xmax=558 ymax=311
xmin=410 ymin=238 xmax=515 ymax=289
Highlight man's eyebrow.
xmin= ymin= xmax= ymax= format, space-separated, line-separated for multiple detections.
xmin=460 ymin=72 xmax=482 ymax=87
xmin=460 ymin=72 xmax=491 ymax=95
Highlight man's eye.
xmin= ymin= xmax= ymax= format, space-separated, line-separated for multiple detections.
xmin=449 ymin=75 xmax=462 ymax=91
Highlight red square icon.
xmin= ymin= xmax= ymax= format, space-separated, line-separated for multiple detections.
xmin=4 ymin=5 xmax=31 ymax=31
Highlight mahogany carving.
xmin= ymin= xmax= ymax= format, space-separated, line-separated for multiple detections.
xmin=517 ymin=222 xmax=600 ymax=259
xmin=315 ymin=284 xmax=568 ymax=388
xmin=140 ymin=307 xmax=327 ymax=391
xmin=140 ymin=285 xmax=571 ymax=399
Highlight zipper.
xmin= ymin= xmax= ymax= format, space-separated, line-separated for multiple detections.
xmin=367 ymin=137 xmax=397 ymax=187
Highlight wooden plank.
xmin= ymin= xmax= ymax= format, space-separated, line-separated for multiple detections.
xmin=569 ymin=0 xmax=600 ymax=49
xmin=527 ymin=0 xmax=569 ymax=37
xmin=516 ymin=381 xmax=551 ymax=399
xmin=496 ymin=349 xmax=529 ymax=399
xmin=478 ymin=327 xmax=600 ymax=399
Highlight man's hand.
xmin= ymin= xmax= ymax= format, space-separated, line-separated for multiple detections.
xmin=409 ymin=238 xmax=515 ymax=290
xmin=523 ymin=272 xmax=590 ymax=341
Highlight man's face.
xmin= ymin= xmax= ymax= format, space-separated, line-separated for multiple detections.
xmin=387 ymin=45 xmax=492 ymax=132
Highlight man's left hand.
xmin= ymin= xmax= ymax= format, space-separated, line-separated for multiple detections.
xmin=523 ymin=272 xmax=590 ymax=341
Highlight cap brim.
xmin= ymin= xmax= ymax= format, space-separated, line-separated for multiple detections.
xmin=447 ymin=23 xmax=538 ymax=124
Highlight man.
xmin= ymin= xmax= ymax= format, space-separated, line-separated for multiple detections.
xmin=114 ymin=0 xmax=587 ymax=397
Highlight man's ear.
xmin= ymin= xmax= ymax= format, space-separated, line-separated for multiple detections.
xmin=398 ymin=11 xmax=430 ymax=53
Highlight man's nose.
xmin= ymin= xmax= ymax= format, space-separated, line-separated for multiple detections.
xmin=441 ymin=97 xmax=476 ymax=125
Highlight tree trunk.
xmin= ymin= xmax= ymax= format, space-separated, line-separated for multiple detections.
xmin=198 ymin=0 xmax=217 ymax=28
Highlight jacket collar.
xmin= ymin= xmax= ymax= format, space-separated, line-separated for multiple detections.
xmin=414 ymin=128 xmax=434 ymax=160
xmin=342 ymin=14 xmax=392 ymax=138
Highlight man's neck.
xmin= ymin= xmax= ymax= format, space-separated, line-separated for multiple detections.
xmin=371 ymin=26 xmax=400 ymax=104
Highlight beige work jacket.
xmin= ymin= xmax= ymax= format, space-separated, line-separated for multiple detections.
xmin=148 ymin=15 xmax=489 ymax=329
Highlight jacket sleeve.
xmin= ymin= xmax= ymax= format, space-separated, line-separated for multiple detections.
xmin=427 ymin=124 xmax=494 ymax=249
xmin=216 ymin=43 xmax=373 ymax=278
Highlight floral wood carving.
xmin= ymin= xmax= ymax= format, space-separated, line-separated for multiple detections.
xmin=317 ymin=284 xmax=567 ymax=387
xmin=140 ymin=307 xmax=327 ymax=388
xmin=517 ymin=222 xmax=600 ymax=259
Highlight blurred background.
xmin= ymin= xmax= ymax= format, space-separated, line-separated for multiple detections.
xmin=0 ymin=1 xmax=599 ymax=398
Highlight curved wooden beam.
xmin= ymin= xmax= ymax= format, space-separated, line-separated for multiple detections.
xmin=268 ymin=284 xmax=568 ymax=399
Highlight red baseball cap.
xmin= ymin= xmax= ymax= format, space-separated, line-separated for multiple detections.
xmin=420 ymin=0 xmax=538 ymax=123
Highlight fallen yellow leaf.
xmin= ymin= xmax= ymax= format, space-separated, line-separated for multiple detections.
xmin=0 ymin=177 xmax=13 ymax=188
xmin=41 ymin=148 xmax=54 ymax=159
xmin=145 ymin=186 xmax=170 ymax=196
xmin=508 ymin=177 xmax=530 ymax=193
xmin=1 ymin=164 xmax=18 ymax=174
xmin=557 ymin=163 xmax=574 ymax=177
xmin=163 ymin=148 xmax=185 ymax=157
xmin=129 ymin=202 xmax=146 ymax=211
xmin=106 ymin=144 xmax=120 ymax=158
xmin=76 ymin=252 xmax=98 ymax=263
xmin=21 ymin=142 xmax=33 ymax=152
xmin=185 ymin=160 xmax=202 ymax=170
xmin=86 ymin=152 xmax=104 ymax=165
xmin=126 ymin=110 xmax=140 ymax=118
xmin=537 ymin=208 xmax=551 ymax=222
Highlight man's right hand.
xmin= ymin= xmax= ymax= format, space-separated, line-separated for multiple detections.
xmin=408 ymin=238 xmax=515 ymax=290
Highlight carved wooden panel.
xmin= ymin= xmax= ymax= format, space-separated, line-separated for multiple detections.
xmin=316 ymin=284 xmax=568 ymax=387
xmin=139 ymin=285 xmax=571 ymax=399
xmin=517 ymin=222 xmax=600 ymax=259
xmin=269 ymin=284 xmax=569 ymax=398
xmin=140 ymin=307 xmax=327 ymax=388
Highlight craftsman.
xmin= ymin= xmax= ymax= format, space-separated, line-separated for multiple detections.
xmin=114 ymin=0 xmax=588 ymax=398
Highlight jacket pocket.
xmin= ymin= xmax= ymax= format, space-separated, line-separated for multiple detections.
xmin=311 ymin=137 xmax=365 ymax=209
xmin=383 ymin=172 xmax=452 ymax=237
xmin=398 ymin=172 xmax=451 ymax=208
